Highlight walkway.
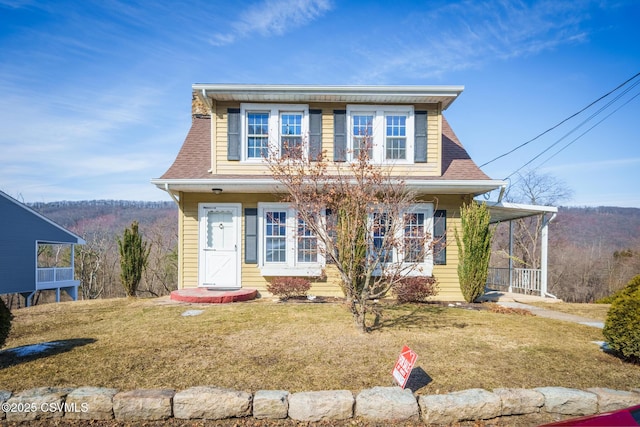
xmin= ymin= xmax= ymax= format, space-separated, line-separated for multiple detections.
xmin=481 ymin=290 xmax=605 ymax=329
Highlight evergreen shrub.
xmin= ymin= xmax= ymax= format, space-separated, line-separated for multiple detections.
xmin=603 ymin=275 xmax=640 ymax=363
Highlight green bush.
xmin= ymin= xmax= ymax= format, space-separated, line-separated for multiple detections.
xmin=455 ymin=202 xmax=494 ymax=303
xmin=117 ymin=221 xmax=150 ymax=297
xmin=603 ymin=277 xmax=640 ymax=363
xmin=267 ymin=277 xmax=311 ymax=300
xmin=392 ymin=276 xmax=439 ymax=303
xmin=0 ymin=298 xmax=13 ymax=348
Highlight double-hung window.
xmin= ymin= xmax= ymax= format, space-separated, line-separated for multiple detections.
xmin=258 ymin=203 xmax=323 ymax=276
xmin=241 ymin=104 xmax=308 ymax=160
xmin=247 ymin=112 xmax=269 ymax=159
xmin=352 ymin=114 xmax=374 ymax=159
xmin=280 ymin=112 xmax=303 ymax=157
xmin=347 ymin=105 xmax=414 ymax=163
xmin=385 ymin=115 xmax=407 ymax=160
xmin=370 ymin=203 xmax=434 ymax=276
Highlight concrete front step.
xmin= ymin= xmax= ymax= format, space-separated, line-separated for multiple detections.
xmin=170 ymin=288 xmax=257 ymax=304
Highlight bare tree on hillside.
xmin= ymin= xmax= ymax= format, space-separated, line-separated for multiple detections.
xmin=496 ymin=170 xmax=573 ymax=269
xmin=140 ymin=215 xmax=178 ymax=296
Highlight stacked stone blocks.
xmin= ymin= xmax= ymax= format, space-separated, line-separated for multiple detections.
xmin=0 ymin=385 xmax=638 ymax=424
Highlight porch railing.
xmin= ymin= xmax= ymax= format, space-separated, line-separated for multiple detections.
xmin=37 ymin=267 xmax=74 ymax=284
xmin=487 ymin=267 xmax=542 ymax=295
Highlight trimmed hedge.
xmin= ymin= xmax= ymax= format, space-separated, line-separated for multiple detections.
xmin=392 ymin=276 xmax=438 ymax=303
xmin=603 ymin=275 xmax=640 ymax=363
xmin=267 ymin=277 xmax=311 ymax=300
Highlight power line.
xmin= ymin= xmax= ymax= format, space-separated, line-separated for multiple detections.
xmin=479 ymin=71 xmax=640 ymax=168
xmin=505 ymin=81 xmax=640 ymax=179
xmin=521 ymin=88 xmax=640 ymax=176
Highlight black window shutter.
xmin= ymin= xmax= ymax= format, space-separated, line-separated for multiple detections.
xmin=244 ymin=208 xmax=258 ymax=264
xmin=309 ymin=109 xmax=322 ymax=161
xmin=434 ymin=210 xmax=446 ymax=265
xmin=414 ymin=110 xmax=428 ymax=163
xmin=333 ymin=110 xmax=347 ymax=162
xmin=227 ymin=108 xmax=241 ymax=161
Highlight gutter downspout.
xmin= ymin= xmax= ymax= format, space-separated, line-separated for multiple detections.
xmin=164 ymin=183 xmax=180 ymax=206
xmin=540 ymin=211 xmax=558 ymax=299
xmin=497 ymin=184 xmax=507 ymax=203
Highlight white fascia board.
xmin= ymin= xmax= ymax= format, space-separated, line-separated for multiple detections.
xmin=484 ymin=201 xmax=558 ymax=223
xmin=406 ymin=179 xmax=506 ymax=195
xmin=192 ymin=84 xmax=465 ymax=110
xmin=152 ymin=178 xmax=505 ymax=196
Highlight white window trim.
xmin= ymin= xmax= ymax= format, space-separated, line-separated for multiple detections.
xmin=240 ymin=103 xmax=309 ymax=162
xmin=370 ymin=203 xmax=434 ymax=277
xmin=346 ymin=105 xmax=414 ymax=164
xmin=257 ymin=202 xmax=324 ymax=277
xmin=401 ymin=203 xmax=434 ymax=276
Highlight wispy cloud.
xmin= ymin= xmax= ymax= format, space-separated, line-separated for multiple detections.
xmin=211 ymin=0 xmax=333 ymax=46
xmin=355 ymin=0 xmax=596 ymax=82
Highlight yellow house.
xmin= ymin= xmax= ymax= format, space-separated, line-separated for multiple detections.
xmin=152 ymin=84 xmax=507 ymax=301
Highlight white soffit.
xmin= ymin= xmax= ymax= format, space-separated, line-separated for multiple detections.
xmin=193 ymin=84 xmax=465 ymax=110
xmin=485 ymin=201 xmax=558 ymax=223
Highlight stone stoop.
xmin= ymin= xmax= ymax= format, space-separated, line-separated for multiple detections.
xmin=0 ymin=385 xmax=638 ymax=424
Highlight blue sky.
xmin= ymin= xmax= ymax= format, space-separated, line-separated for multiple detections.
xmin=1 ymin=0 xmax=639 ymax=207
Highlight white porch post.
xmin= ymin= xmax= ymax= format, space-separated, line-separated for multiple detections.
xmin=540 ymin=214 xmax=549 ymax=297
xmin=508 ymin=221 xmax=513 ymax=293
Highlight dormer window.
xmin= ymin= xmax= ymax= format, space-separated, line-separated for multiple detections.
xmin=346 ymin=105 xmax=414 ymax=163
xmin=240 ymin=104 xmax=309 ymax=161
xmin=280 ymin=112 xmax=303 ymax=157
xmin=247 ymin=112 xmax=269 ymax=159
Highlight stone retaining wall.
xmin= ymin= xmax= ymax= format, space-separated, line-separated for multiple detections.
xmin=1 ymin=385 xmax=639 ymax=424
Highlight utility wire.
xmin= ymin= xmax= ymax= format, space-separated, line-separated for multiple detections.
xmin=522 ymin=88 xmax=640 ymax=175
xmin=479 ymin=71 xmax=640 ymax=168
xmin=507 ymin=84 xmax=640 ymax=182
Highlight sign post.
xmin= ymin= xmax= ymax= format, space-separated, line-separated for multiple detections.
xmin=392 ymin=345 xmax=418 ymax=389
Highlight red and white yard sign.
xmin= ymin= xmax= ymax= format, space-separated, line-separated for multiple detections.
xmin=392 ymin=345 xmax=418 ymax=388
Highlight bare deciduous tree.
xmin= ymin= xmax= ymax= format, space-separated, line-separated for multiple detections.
xmin=267 ymin=141 xmax=435 ymax=332
xmin=140 ymin=215 xmax=178 ymax=297
xmin=498 ymin=170 xmax=572 ymax=269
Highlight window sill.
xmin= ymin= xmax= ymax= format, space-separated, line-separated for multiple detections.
xmin=260 ymin=265 xmax=323 ymax=277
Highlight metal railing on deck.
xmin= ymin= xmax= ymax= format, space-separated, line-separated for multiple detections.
xmin=487 ymin=267 xmax=542 ymax=295
xmin=37 ymin=267 xmax=74 ymax=284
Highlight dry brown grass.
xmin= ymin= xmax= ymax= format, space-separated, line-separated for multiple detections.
xmin=1 ymin=297 xmax=638 ymax=395
xmin=526 ymin=301 xmax=611 ymax=321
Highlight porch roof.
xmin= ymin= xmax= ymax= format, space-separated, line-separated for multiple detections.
xmin=484 ymin=201 xmax=558 ymax=224
xmin=153 ymin=176 xmax=505 ymax=196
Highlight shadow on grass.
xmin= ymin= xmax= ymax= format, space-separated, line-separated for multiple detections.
xmin=406 ymin=366 xmax=433 ymax=392
xmin=0 ymin=338 xmax=96 ymax=369
xmin=371 ymin=304 xmax=469 ymax=331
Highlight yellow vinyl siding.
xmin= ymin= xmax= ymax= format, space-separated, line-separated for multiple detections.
xmin=419 ymin=194 xmax=464 ymax=301
xmin=177 ymin=192 xmax=468 ymax=300
xmin=212 ymin=102 xmax=441 ymax=177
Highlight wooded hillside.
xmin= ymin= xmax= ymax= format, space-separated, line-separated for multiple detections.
xmin=24 ymin=201 xmax=640 ymax=304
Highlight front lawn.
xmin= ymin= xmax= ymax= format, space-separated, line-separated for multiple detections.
xmin=526 ymin=301 xmax=611 ymax=321
xmin=0 ymin=298 xmax=638 ymax=394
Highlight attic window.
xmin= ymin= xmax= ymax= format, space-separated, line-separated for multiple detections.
xmin=346 ymin=105 xmax=414 ymax=164
xmin=240 ymin=103 xmax=309 ymax=161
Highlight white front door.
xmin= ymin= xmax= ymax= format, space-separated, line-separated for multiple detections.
xmin=199 ymin=204 xmax=241 ymax=288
